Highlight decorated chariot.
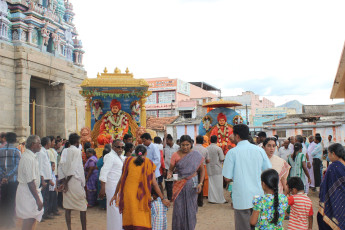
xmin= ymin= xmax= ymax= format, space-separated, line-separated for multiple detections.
xmin=199 ymin=99 xmax=244 ymax=154
xmin=80 ymin=67 xmax=156 ymax=157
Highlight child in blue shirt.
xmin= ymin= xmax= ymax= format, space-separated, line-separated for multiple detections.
xmin=151 ymin=188 xmax=168 ymax=230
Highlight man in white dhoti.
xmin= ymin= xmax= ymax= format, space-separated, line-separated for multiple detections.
xmin=37 ymin=136 xmax=53 ymax=220
xmin=206 ymin=135 xmax=226 ymax=204
xmin=16 ymin=135 xmax=44 ymax=230
xmin=99 ymin=139 xmax=125 ymax=230
xmin=58 ymin=133 xmax=87 ymax=230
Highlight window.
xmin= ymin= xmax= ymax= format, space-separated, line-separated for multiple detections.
xmin=276 ymin=130 xmax=286 ymax=138
xmin=147 ymin=110 xmax=158 ymax=117
xmin=158 ymin=91 xmax=175 ymax=104
xmin=147 ymin=92 xmax=157 ymax=104
xmin=158 ymin=110 xmax=173 ymax=117
xmin=302 ymin=130 xmax=313 ymax=137
xmin=179 ymin=110 xmax=192 ymax=118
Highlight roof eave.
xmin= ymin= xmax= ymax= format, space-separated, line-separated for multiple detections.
xmin=331 ymin=42 xmax=345 ymax=99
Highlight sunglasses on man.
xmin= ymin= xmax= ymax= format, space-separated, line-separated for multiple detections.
xmin=115 ymin=146 xmax=125 ymax=149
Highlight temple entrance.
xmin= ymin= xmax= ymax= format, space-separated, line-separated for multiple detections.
xmin=29 ymin=76 xmax=66 ymax=137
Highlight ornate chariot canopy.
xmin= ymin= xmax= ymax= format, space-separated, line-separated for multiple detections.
xmin=202 ymin=99 xmax=242 ymax=108
xmin=80 ymin=67 xmax=152 ymax=131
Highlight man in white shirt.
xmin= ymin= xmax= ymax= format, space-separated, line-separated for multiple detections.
xmin=288 ymin=136 xmax=295 ymax=153
xmin=278 ymin=139 xmax=292 ymax=161
xmin=47 ymin=136 xmax=58 ymax=175
xmin=324 ymin=135 xmax=334 ymax=159
xmin=37 ymin=137 xmax=53 ymax=220
xmin=99 ymin=139 xmax=125 ymax=230
xmin=163 ymin=134 xmax=179 ymax=201
xmin=59 ymin=133 xmax=87 ymax=230
xmin=16 ymin=135 xmax=44 ymax=230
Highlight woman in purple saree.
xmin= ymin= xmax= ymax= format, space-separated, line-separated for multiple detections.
xmin=85 ymin=148 xmax=99 ymax=207
xmin=168 ymin=135 xmax=205 ymax=230
xmin=318 ymin=143 xmax=345 ymax=230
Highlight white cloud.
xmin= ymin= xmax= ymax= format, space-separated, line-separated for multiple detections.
xmin=72 ymin=0 xmax=345 ymax=104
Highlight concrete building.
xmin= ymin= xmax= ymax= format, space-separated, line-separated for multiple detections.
xmin=223 ymin=91 xmax=275 ymax=126
xmin=263 ymin=105 xmax=345 ymax=145
xmin=0 ymin=0 xmax=86 ymax=138
xmin=145 ymin=77 xmax=218 ymax=118
xmin=166 ymin=117 xmax=201 ymax=141
xmin=253 ymin=107 xmax=296 ymax=127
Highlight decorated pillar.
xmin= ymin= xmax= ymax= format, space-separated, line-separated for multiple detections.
xmin=85 ymin=96 xmax=92 ymax=129
xmin=74 ymin=51 xmax=79 ymax=65
xmin=139 ymin=96 xmax=147 ymax=128
xmin=27 ymin=25 xmax=33 ymax=44
xmin=14 ymin=57 xmax=31 ymax=137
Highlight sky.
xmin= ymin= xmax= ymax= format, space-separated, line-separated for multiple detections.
xmin=72 ymin=0 xmax=345 ymax=106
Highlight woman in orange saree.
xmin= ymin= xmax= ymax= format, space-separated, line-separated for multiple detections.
xmin=168 ymin=135 xmax=205 ymax=230
xmin=202 ymin=136 xmax=209 ymax=197
xmin=110 ymin=145 xmax=170 ymax=230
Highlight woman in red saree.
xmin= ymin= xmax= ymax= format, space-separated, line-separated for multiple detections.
xmin=167 ymin=135 xmax=205 ymax=230
xmin=110 ymin=145 xmax=169 ymax=230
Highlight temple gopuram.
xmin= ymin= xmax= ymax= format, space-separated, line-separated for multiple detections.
xmin=0 ymin=0 xmax=86 ymax=138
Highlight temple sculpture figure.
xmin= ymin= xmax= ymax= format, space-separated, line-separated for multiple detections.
xmin=99 ymin=99 xmax=129 ymax=141
xmin=210 ymin=113 xmax=234 ymax=154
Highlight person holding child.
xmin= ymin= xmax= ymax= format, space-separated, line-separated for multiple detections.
xmin=110 ymin=145 xmax=170 ymax=230
xmin=250 ymin=169 xmax=288 ymax=229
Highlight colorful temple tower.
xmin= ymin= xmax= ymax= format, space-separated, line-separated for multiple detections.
xmin=0 ymin=0 xmax=87 ymax=137
xmin=0 ymin=0 xmax=84 ymax=65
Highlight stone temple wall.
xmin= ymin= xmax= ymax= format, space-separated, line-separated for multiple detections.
xmin=0 ymin=41 xmax=86 ymax=138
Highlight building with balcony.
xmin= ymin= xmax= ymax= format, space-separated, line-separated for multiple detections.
xmin=145 ymin=77 xmax=218 ymax=118
xmin=223 ymin=91 xmax=275 ymax=127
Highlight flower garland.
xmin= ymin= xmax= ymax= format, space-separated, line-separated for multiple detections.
xmin=217 ymin=123 xmax=230 ymax=147
xmin=81 ymin=90 xmax=147 ymax=99
xmin=104 ymin=110 xmax=129 ymax=140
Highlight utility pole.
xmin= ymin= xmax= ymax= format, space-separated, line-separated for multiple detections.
xmin=246 ymin=104 xmax=249 ymax=125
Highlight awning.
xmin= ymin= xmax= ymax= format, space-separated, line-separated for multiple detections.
xmin=176 ymin=107 xmax=195 ymax=111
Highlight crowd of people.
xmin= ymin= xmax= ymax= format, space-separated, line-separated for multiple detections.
xmin=0 ymin=126 xmax=344 ymax=230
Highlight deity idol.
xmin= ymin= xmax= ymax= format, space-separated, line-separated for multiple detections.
xmin=130 ymin=100 xmax=140 ymax=125
xmin=210 ymin=113 xmax=235 ymax=154
xmin=92 ymin=99 xmax=103 ymax=122
xmin=98 ymin=99 xmax=129 ymax=141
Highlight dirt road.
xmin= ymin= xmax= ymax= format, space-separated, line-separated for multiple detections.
xmin=6 ymin=190 xmax=320 ymax=230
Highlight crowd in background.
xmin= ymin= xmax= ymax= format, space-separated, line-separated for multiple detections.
xmin=0 ymin=127 xmax=344 ymax=230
